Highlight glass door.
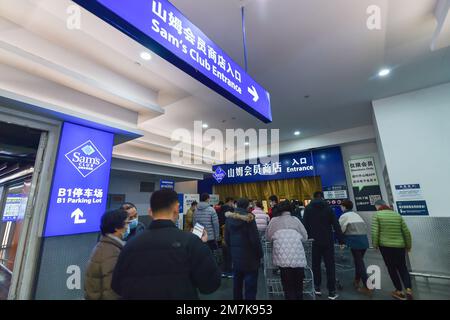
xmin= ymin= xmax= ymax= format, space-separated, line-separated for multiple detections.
xmin=0 ymin=178 xmax=32 ymax=299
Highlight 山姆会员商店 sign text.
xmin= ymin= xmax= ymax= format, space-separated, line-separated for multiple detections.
xmin=73 ymin=0 xmax=272 ymax=123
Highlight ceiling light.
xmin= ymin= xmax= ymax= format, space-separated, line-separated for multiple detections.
xmin=378 ymin=68 xmax=391 ymax=77
xmin=202 ymin=123 xmax=208 ymax=128
xmin=294 ymin=131 xmax=301 ymax=136
xmin=140 ymin=52 xmax=152 ymax=61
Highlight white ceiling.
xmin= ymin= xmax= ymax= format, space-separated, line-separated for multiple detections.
xmin=167 ymin=0 xmax=450 ymax=141
xmin=1 ymin=0 xmax=450 ymax=172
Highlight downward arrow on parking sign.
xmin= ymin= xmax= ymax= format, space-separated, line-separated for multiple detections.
xmin=247 ymin=85 xmax=259 ymax=102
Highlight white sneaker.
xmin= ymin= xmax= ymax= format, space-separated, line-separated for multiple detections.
xmin=328 ymin=292 xmax=339 ymax=300
xmin=314 ymin=290 xmax=322 ymax=296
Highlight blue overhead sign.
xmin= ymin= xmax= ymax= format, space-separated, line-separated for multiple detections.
xmin=73 ymin=0 xmax=272 ymax=123
xmin=160 ymin=179 xmax=175 ymax=190
xmin=212 ymin=147 xmax=348 ymax=191
xmin=44 ymin=122 xmax=114 ymax=237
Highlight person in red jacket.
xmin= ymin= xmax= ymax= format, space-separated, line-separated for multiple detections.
xmin=268 ymin=195 xmax=278 ymax=219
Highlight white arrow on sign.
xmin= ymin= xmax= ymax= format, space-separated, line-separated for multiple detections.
xmin=247 ymin=85 xmax=259 ymax=102
xmin=71 ymin=208 xmax=87 ymax=224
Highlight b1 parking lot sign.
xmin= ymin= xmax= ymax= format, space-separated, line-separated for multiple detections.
xmin=44 ymin=122 xmax=114 ymax=237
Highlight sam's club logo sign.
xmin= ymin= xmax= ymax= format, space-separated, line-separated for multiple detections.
xmin=65 ymin=140 xmax=107 ymax=178
xmin=213 ymin=167 xmax=226 ymax=183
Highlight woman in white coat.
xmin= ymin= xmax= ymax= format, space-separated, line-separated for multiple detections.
xmin=266 ymin=200 xmax=308 ymax=300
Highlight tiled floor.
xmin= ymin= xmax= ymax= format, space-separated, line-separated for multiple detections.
xmin=200 ymin=249 xmax=450 ymax=300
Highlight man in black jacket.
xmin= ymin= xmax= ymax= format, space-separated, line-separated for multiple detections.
xmin=225 ymin=198 xmax=263 ymax=300
xmin=111 ymin=189 xmax=221 ymax=299
xmin=219 ymin=197 xmax=235 ymax=278
xmin=303 ymin=191 xmax=345 ymax=300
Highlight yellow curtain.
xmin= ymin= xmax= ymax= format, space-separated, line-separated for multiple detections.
xmin=213 ymin=176 xmax=322 ymax=202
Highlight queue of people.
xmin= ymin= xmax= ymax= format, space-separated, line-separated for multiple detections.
xmin=84 ymin=189 xmax=413 ymax=301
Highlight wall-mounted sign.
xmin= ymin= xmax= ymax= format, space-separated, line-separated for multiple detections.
xmin=348 ymin=157 xmax=382 ymax=211
xmin=44 ymin=122 xmax=114 ymax=237
xmin=212 ymin=147 xmax=347 ymax=193
xmin=395 ymin=184 xmax=429 ymax=216
xmin=395 ymin=184 xmax=423 ymax=200
xmin=74 ymin=0 xmax=272 ymax=123
xmin=160 ymin=179 xmax=175 ymax=190
xmin=396 ymin=200 xmax=429 ymax=216
xmin=324 ymin=185 xmax=348 ymax=206
xmin=2 ymin=194 xmax=28 ymax=222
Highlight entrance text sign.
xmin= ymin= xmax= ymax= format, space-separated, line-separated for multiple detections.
xmin=44 ymin=122 xmax=114 ymax=237
xmin=73 ymin=0 xmax=272 ymax=123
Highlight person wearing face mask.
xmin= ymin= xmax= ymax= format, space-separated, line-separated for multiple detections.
xmin=84 ymin=209 xmax=129 ymax=300
xmin=193 ymin=193 xmax=220 ymax=252
xmin=121 ymin=202 xmax=146 ymax=241
xmin=111 ymin=189 xmax=221 ymax=299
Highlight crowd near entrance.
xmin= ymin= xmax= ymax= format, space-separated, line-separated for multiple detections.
xmin=213 ymin=177 xmax=321 ymax=209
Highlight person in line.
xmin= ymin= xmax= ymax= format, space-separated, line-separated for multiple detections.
xmin=214 ymin=201 xmax=224 ymax=216
xmin=266 ymin=200 xmax=308 ymax=300
xmin=292 ymin=200 xmax=305 ymax=223
xmin=303 ymin=191 xmax=345 ymax=300
xmin=219 ymin=197 xmax=235 ymax=279
xmin=121 ymin=202 xmax=146 ymax=241
xmin=338 ymin=200 xmax=372 ymax=296
xmin=372 ymin=199 xmax=413 ymax=300
xmin=218 ymin=197 xmax=235 ymax=228
xmin=183 ymin=201 xmax=198 ymax=232
xmin=85 ymin=209 xmax=129 ymax=300
xmin=252 ymin=201 xmax=269 ymax=237
xmin=111 ymin=189 xmax=221 ymax=299
xmin=268 ymin=195 xmax=278 ymax=219
xmin=193 ymin=193 xmax=220 ymax=252
xmin=247 ymin=200 xmax=255 ymax=213
xmin=225 ymin=198 xmax=263 ymax=300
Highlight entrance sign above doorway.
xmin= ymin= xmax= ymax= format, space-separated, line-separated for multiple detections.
xmin=43 ymin=122 xmax=114 ymax=237
xmin=211 ymin=147 xmax=348 ymax=197
xmin=73 ymin=0 xmax=272 ymax=123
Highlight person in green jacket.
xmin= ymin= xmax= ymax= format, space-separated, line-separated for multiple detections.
xmin=372 ymin=200 xmax=413 ymax=300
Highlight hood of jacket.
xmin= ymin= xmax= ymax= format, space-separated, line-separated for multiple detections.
xmin=225 ymin=208 xmax=255 ymax=224
xmin=197 ymin=201 xmax=212 ymax=210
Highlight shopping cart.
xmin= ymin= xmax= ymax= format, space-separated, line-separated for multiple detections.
xmin=334 ymin=244 xmax=354 ymax=291
xmin=262 ymin=239 xmax=315 ymax=300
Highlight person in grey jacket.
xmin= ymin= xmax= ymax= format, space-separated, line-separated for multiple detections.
xmin=193 ymin=193 xmax=220 ymax=251
xmin=266 ymin=200 xmax=308 ymax=300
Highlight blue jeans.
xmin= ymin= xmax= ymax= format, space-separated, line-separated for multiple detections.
xmin=233 ymin=270 xmax=258 ymax=300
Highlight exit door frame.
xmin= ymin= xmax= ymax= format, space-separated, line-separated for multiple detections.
xmin=0 ymin=106 xmax=61 ymax=300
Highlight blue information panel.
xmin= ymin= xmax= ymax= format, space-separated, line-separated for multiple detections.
xmin=397 ymin=201 xmax=429 ymax=216
xmin=44 ymin=122 xmax=114 ymax=237
xmin=2 ymin=194 xmax=27 ymax=222
xmin=73 ymin=0 xmax=272 ymax=123
xmin=160 ymin=179 xmax=175 ymax=190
